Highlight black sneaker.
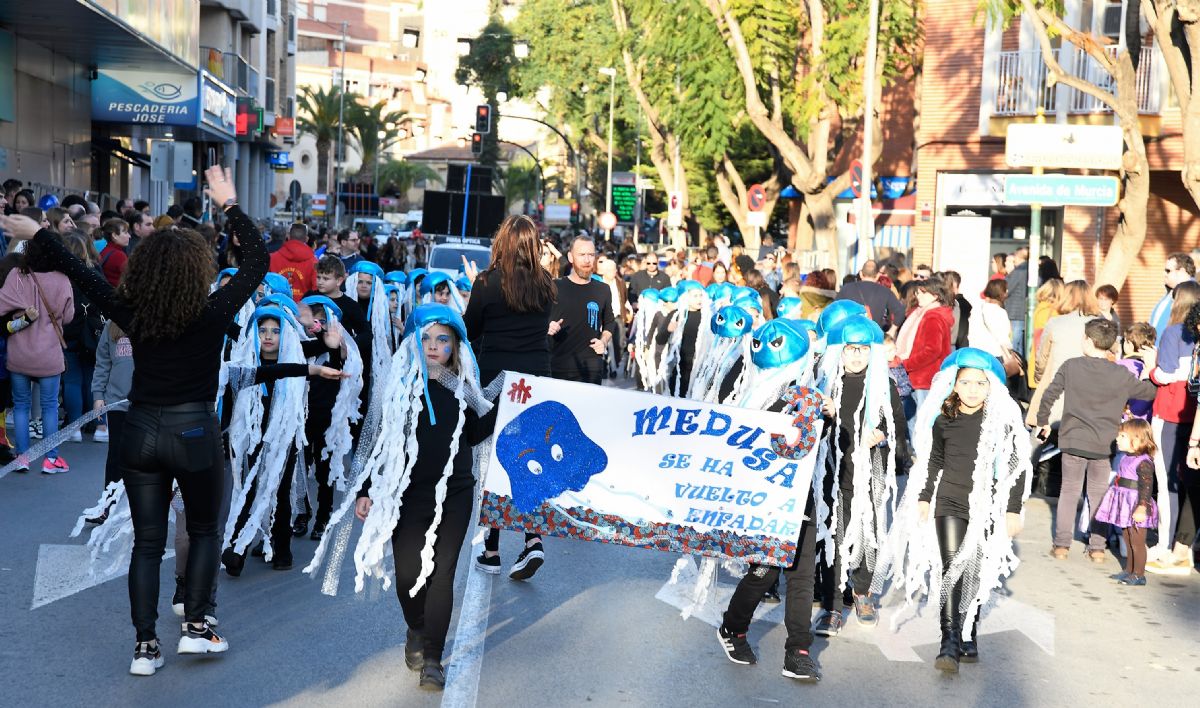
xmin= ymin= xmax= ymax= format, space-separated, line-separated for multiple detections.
xmin=474 ymin=551 xmax=501 ymax=574
xmin=250 ymin=540 xmax=265 ymax=558
xmin=309 ymin=521 xmax=326 ymax=542
xmin=717 ymin=626 xmax=757 ymax=665
xmin=508 ymin=543 xmax=544 ymax=581
xmin=129 ymin=640 xmax=164 ymax=676
xmin=221 ymin=548 xmax=245 ymax=577
xmin=813 ymin=609 xmax=844 ymax=637
xmin=272 ymin=551 xmax=293 ymax=571
xmin=419 ymin=658 xmax=445 ymax=691
xmin=404 ymin=629 xmax=423 ymax=671
xmin=177 ymin=621 xmax=228 ymax=654
xmin=782 ymin=649 xmax=820 ymax=682
xmin=291 ymin=514 xmax=310 ymax=538
xmin=763 ymin=585 xmax=782 ymax=604
xmin=171 ymin=576 xmax=185 ymax=617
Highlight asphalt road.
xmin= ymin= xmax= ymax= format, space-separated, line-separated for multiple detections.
xmin=2 ymin=434 xmax=1198 ymax=707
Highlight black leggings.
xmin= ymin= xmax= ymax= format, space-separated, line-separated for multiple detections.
xmin=820 ymin=492 xmax=874 ymax=611
xmin=121 ymin=404 xmax=223 ymax=642
xmin=394 ymin=486 xmax=474 ymax=661
xmin=301 ymin=414 xmax=334 ymax=527
xmin=228 ymin=448 xmax=298 ymax=561
xmin=935 ymin=516 xmax=969 ymax=631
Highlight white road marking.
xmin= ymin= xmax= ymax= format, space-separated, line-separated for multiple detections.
xmin=441 ymin=546 xmax=493 ymax=708
xmin=31 ymin=543 xmax=174 ymax=610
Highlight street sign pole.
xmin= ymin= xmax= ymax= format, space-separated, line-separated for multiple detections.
xmin=1026 ymin=108 xmax=1045 ymax=361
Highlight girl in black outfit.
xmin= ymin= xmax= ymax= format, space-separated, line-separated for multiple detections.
xmin=351 ymin=303 xmax=493 ymax=690
xmin=872 ymin=348 xmax=1031 ymax=675
xmin=462 ymin=215 xmax=556 ymax=581
xmin=0 ymin=167 xmax=262 ymax=676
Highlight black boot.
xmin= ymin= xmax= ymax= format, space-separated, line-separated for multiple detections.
xmin=934 ymin=617 xmax=960 ymax=673
xmin=960 ymin=612 xmax=979 ymax=663
xmin=404 ymin=629 xmax=423 ymax=671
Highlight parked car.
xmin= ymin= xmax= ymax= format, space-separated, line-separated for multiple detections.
xmin=427 ymin=236 xmax=491 ymax=277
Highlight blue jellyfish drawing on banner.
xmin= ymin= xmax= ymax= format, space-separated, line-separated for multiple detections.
xmin=496 ymin=401 xmax=608 ymax=513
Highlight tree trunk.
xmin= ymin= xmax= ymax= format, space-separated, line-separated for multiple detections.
xmin=316 ymin=138 xmax=330 ymax=194
xmin=794 ymin=198 xmax=815 ymax=252
xmin=1096 ymin=54 xmax=1151 ymax=289
xmin=1179 ymin=14 xmax=1200 ymax=207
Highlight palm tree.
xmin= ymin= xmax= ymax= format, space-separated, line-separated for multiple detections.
xmin=376 ymin=159 xmax=444 ymax=207
xmin=296 ymin=84 xmax=356 ymax=194
xmin=346 ymin=101 xmax=411 ymax=192
xmin=494 ymin=157 xmax=542 ymax=211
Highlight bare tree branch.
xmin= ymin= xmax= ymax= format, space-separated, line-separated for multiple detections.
xmin=1020 ymin=0 xmax=1122 ymax=115
xmin=1144 ymin=1 xmax=1190 ymax=114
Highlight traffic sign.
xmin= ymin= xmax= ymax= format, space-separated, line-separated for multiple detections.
xmin=746 ymin=211 xmax=768 ymax=228
xmin=1003 ymin=174 xmax=1120 ymax=207
xmin=1005 ymin=124 xmax=1122 ymax=170
xmin=850 ymin=160 xmax=864 ymax=198
xmin=598 ymin=211 xmax=617 ymax=231
xmin=747 ymin=184 xmax=767 ymax=212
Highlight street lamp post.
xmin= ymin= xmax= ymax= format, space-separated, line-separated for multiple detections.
xmin=333 ymin=20 xmax=348 ymax=227
xmin=599 ymin=67 xmax=617 ymax=240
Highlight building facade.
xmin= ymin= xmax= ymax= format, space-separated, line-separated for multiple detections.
xmin=915 ymin=0 xmax=1193 ymax=324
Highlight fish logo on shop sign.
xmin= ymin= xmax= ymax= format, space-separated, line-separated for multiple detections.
xmin=139 ymin=81 xmax=183 ymax=100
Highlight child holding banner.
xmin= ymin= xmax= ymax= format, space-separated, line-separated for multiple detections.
xmin=349 ymin=304 xmax=494 ymax=691
xmin=871 ymin=348 xmax=1031 ymax=674
xmin=811 ymin=315 xmax=908 ymax=637
xmin=718 ymin=318 xmax=822 ymax=683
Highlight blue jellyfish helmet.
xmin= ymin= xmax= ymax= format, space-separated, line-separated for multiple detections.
xmin=213 ymin=267 xmax=238 ymax=287
xmin=826 ymin=314 xmax=884 ymax=346
xmin=456 ymin=276 xmax=473 ymax=292
xmin=940 ymin=346 xmax=1007 ymax=384
xmin=706 ymin=282 xmax=733 ymax=303
xmin=640 ymin=288 xmax=661 ymax=303
xmin=732 ymin=288 xmax=763 ymax=313
xmin=816 ymin=299 xmax=868 ymax=338
xmin=37 ymin=194 xmax=60 ymax=211
xmin=420 ymin=271 xmax=454 ymax=295
xmin=385 ymin=283 xmax=402 ymax=300
xmin=790 ymin=319 xmax=818 ymax=339
xmin=385 ymin=270 xmax=408 ymax=286
xmin=350 ymin=261 xmax=385 ymax=280
xmin=676 ymin=279 xmax=703 ymax=294
xmin=262 ymin=272 xmax=291 ymax=297
xmin=404 ymin=302 xmax=470 ymax=346
xmin=408 ymin=268 xmax=428 ymax=283
xmin=749 ymin=318 xmax=811 ymax=369
xmin=300 ymin=294 xmax=343 ymax=321
xmin=259 ymin=293 xmax=300 ymax=318
xmin=711 ymin=305 xmax=754 ymax=338
xmin=776 ymin=296 xmax=802 ymax=319
xmin=250 ymin=305 xmax=287 ymax=335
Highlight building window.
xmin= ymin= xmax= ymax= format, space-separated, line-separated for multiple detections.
xmin=1101 ymin=1 xmax=1123 ymax=41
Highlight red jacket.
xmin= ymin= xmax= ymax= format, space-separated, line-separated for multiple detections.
xmin=902 ymin=305 xmax=954 ymax=390
xmin=99 ymin=244 xmax=128 ymax=287
xmin=269 ymin=240 xmax=317 ymax=301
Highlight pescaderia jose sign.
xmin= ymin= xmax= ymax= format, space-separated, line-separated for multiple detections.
xmin=480 ymin=375 xmax=823 ymax=566
xmin=91 ymin=68 xmax=199 ymax=126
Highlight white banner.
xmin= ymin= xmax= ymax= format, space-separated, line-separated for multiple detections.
xmin=480 ymin=375 xmax=823 ymax=566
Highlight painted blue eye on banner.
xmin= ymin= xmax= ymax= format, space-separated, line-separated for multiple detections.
xmin=711 ymin=305 xmax=753 ymax=338
xmin=749 ymin=319 xmax=811 ymax=369
xmin=496 ymin=401 xmax=609 ymax=513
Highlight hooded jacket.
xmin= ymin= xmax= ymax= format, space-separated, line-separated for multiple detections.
xmin=269 ymin=240 xmax=317 ymax=301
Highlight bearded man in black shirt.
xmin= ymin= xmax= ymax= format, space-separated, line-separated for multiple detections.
xmin=549 ymin=235 xmax=617 ymax=384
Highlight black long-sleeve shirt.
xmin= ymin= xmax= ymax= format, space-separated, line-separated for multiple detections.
xmin=921 ymin=409 xmax=1024 ymax=519
xmin=550 ymin=276 xmax=616 ymax=375
xmin=463 ymin=269 xmax=553 ymax=381
xmin=35 ymin=206 xmax=267 ymax=405
xmin=833 ymin=371 xmax=910 ymax=491
xmin=358 ymin=380 xmax=493 ymax=502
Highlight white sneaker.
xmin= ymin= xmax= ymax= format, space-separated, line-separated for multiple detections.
xmin=93 ymin=427 xmax=109 ymax=442
xmin=129 ymin=641 xmax=164 ymax=676
xmin=69 ymin=430 xmax=83 ymax=443
xmin=177 ymin=621 xmax=228 ymax=654
xmin=1145 ymin=556 xmax=1194 ymax=576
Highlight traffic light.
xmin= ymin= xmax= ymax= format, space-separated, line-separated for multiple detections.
xmin=471 ymin=132 xmax=484 ymax=156
xmin=475 ymin=104 xmax=491 ymax=134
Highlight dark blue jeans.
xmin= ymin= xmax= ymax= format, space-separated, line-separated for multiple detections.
xmin=63 ymin=351 xmax=96 ymax=427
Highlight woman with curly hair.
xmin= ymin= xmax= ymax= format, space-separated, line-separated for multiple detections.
xmin=0 ymin=166 xmax=266 ymax=676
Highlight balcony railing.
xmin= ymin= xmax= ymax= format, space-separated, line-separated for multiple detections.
xmin=993 ymin=45 xmax=1160 ymax=116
